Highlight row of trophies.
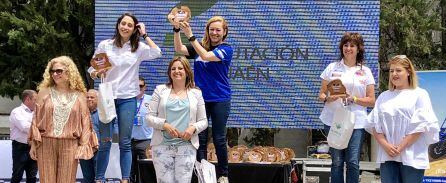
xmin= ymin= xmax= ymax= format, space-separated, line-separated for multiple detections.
xmin=209 ymin=144 xmax=295 ymax=163
xmin=145 ymin=144 xmax=295 ymax=164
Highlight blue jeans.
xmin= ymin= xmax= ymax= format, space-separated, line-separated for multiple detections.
xmin=197 ymin=101 xmax=230 ymax=177
xmin=324 ymin=125 xmax=365 ymax=183
xmin=96 ymin=97 xmax=136 ymax=181
xmin=380 ymin=161 xmax=424 ymax=183
xmin=79 ymin=152 xmax=97 ymax=183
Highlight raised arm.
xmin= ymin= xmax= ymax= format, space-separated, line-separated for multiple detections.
xmin=180 ymin=22 xmax=221 ymax=61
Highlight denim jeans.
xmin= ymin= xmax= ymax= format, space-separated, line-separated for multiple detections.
xmin=79 ymin=152 xmax=97 ymax=183
xmin=380 ymin=161 xmax=424 ymax=183
xmin=96 ymin=97 xmax=136 ymax=181
xmin=324 ymin=125 xmax=365 ymax=183
xmin=197 ymin=101 xmax=230 ymax=177
xmin=11 ymin=140 xmax=37 ymax=183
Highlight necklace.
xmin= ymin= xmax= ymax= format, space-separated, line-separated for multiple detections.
xmin=172 ymin=88 xmax=186 ymax=99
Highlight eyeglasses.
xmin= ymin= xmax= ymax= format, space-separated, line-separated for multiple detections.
xmin=49 ymin=69 xmax=65 ymax=75
xmin=139 ymin=84 xmax=145 ymax=88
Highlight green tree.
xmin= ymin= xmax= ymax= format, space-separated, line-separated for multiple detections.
xmin=0 ymin=0 xmax=94 ymax=98
xmin=379 ymin=0 xmax=446 ymax=91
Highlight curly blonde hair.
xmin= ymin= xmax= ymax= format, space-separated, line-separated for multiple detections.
xmin=38 ymin=56 xmax=87 ymax=93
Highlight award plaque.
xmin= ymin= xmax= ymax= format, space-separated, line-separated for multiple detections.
xmin=327 ymin=79 xmax=347 ymax=98
xmin=247 ymin=150 xmax=263 ymax=163
xmin=264 ymin=148 xmax=280 ymax=163
xmin=228 ymin=149 xmax=243 ymax=163
xmin=90 ymin=53 xmax=112 ymax=71
xmin=168 ymin=5 xmax=191 ymax=24
xmin=145 ymin=146 xmax=152 ymax=159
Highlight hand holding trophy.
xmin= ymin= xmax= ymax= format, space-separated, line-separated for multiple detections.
xmin=90 ymin=52 xmax=112 ymax=79
xmin=327 ymin=79 xmax=350 ymax=105
xmin=167 ymin=5 xmax=191 ymax=26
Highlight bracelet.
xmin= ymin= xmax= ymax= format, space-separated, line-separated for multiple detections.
xmin=188 ymin=35 xmax=196 ymax=42
xmin=142 ymin=33 xmax=148 ymax=39
xmin=173 ymin=27 xmax=180 ymax=33
xmin=353 ymin=96 xmax=358 ymax=103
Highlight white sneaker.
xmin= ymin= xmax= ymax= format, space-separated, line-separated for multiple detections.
xmin=218 ymin=176 xmax=229 ymax=183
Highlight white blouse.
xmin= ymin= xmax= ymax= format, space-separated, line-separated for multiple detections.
xmin=367 ymin=87 xmax=440 ymax=169
xmin=88 ymin=39 xmax=162 ymax=99
xmin=319 ymin=60 xmax=375 ymax=129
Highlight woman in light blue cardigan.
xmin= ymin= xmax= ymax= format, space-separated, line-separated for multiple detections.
xmin=146 ymin=56 xmax=208 ymax=183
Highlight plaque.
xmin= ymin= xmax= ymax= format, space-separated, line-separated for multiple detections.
xmin=90 ymin=53 xmax=112 ymax=71
xmin=247 ymin=150 xmax=263 ymax=163
xmin=327 ymin=79 xmax=347 ymax=98
xmin=168 ymin=5 xmax=191 ymax=24
xmin=264 ymin=148 xmax=280 ymax=163
xmin=228 ymin=149 xmax=243 ymax=163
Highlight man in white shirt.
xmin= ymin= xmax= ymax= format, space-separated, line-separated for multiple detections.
xmin=9 ymin=89 xmax=37 ymax=183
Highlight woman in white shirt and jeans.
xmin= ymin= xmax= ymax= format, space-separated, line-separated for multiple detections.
xmin=367 ymin=55 xmax=439 ymax=183
xmin=319 ymin=32 xmax=376 ymax=183
xmin=88 ymin=13 xmax=162 ymax=183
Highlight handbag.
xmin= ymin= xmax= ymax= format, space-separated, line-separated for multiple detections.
xmin=194 ymin=159 xmax=217 ymax=183
xmin=97 ymin=77 xmax=116 ymax=124
xmin=327 ymin=104 xmax=355 ymax=150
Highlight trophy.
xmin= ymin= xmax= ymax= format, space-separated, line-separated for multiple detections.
xmin=168 ymin=5 xmax=191 ymax=24
xmin=327 ymin=79 xmax=347 ymax=98
xmin=228 ymin=149 xmax=243 ymax=163
xmin=90 ymin=53 xmax=112 ymax=72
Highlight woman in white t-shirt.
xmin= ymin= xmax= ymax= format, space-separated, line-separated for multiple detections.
xmin=367 ymin=55 xmax=439 ymax=183
xmin=318 ymin=32 xmax=376 ymax=183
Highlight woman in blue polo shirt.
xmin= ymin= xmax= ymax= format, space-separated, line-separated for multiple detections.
xmin=172 ymin=16 xmax=233 ymax=183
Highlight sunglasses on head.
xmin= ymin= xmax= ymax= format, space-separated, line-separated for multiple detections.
xmin=49 ymin=69 xmax=65 ymax=75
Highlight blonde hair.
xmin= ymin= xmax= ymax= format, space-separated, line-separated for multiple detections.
xmin=202 ymin=16 xmax=228 ymax=50
xmin=388 ymin=55 xmax=418 ymax=91
xmin=38 ymin=56 xmax=87 ymax=93
xmin=167 ymin=56 xmax=195 ymax=89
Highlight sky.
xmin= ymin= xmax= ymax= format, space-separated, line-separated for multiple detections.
xmin=417 ymin=71 xmax=446 ymax=129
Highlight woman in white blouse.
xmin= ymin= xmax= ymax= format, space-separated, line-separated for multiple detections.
xmin=147 ymin=56 xmax=208 ymax=183
xmin=88 ymin=13 xmax=162 ymax=183
xmin=368 ymin=55 xmax=440 ymax=183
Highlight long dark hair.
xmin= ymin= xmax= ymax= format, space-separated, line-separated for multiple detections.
xmin=338 ymin=32 xmax=365 ymax=66
xmin=113 ymin=13 xmax=140 ymax=52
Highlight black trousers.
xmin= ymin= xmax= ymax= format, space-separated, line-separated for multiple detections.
xmin=130 ymin=139 xmax=155 ymax=183
xmin=11 ymin=140 xmax=38 ymax=183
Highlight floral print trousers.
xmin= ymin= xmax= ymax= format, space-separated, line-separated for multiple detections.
xmin=152 ymin=144 xmax=196 ymax=183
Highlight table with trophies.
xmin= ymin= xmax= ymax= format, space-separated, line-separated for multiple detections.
xmin=138 ymin=145 xmax=296 ymax=183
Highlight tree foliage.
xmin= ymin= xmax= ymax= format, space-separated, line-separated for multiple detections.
xmin=0 ymin=0 xmax=94 ymax=98
xmin=379 ymin=0 xmax=446 ymax=91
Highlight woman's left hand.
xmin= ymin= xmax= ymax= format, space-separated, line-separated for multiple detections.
xmin=179 ymin=22 xmax=193 ymax=38
xmin=181 ymin=125 xmax=196 ymax=141
xmin=136 ymin=23 xmax=146 ymax=35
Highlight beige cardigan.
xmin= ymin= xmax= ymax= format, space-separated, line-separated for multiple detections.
xmin=146 ymin=84 xmax=208 ymax=149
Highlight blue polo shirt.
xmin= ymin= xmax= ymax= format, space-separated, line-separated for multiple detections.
xmin=187 ymin=43 xmax=233 ymax=102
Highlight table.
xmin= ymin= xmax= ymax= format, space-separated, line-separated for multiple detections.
xmin=292 ymin=158 xmax=380 ymax=183
xmin=138 ymin=159 xmax=292 ymax=183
